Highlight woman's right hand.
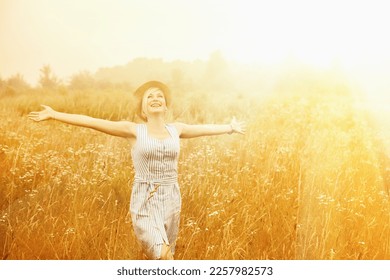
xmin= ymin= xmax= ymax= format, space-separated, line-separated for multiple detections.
xmin=28 ymin=105 xmax=56 ymax=122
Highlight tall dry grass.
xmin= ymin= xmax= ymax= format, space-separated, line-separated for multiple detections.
xmin=0 ymin=68 xmax=389 ymax=259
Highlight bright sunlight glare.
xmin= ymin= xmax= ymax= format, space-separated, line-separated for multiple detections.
xmin=0 ymin=0 xmax=389 ymax=123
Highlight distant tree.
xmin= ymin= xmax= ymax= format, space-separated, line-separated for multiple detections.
xmin=205 ymin=50 xmax=228 ymax=77
xmin=1 ymin=73 xmax=31 ymax=96
xmin=39 ymin=65 xmax=60 ymax=89
xmin=171 ymin=68 xmax=184 ymax=89
xmin=203 ymin=50 xmax=233 ymax=90
xmin=69 ymin=71 xmax=96 ymax=90
xmin=96 ymin=79 xmax=114 ymax=90
xmin=6 ymin=73 xmax=31 ymax=89
xmin=0 ymin=76 xmax=5 ymax=96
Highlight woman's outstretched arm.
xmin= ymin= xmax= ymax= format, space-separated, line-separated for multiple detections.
xmin=28 ymin=105 xmax=136 ymax=138
xmin=175 ymin=117 xmax=246 ymax=139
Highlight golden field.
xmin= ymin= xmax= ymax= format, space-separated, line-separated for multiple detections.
xmin=0 ymin=68 xmax=389 ymax=260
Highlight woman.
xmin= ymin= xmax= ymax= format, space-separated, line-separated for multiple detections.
xmin=28 ymin=81 xmax=246 ymax=260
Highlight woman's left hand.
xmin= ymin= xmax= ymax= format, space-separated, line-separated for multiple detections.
xmin=230 ymin=116 xmax=246 ymax=135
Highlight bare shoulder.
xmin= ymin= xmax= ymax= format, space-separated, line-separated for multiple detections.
xmin=171 ymin=122 xmax=186 ymax=136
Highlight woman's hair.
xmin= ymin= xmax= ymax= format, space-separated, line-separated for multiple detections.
xmin=134 ymin=81 xmax=171 ymax=121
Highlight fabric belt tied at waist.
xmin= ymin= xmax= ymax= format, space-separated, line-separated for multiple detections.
xmin=134 ymin=177 xmax=178 ymax=200
xmin=134 ymin=177 xmax=178 ymax=187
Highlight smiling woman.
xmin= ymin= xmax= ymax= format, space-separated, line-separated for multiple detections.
xmin=27 ymin=80 xmax=246 ymax=259
xmin=134 ymin=80 xmax=171 ymax=122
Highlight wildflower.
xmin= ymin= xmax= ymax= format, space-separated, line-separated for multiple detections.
xmin=208 ymin=211 xmax=220 ymax=217
xmin=64 ymin=228 xmax=76 ymax=235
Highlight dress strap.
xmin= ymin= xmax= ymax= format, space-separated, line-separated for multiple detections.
xmin=135 ymin=123 xmax=146 ymax=139
xmin=165 ymin=124 xmax=179 ymax=138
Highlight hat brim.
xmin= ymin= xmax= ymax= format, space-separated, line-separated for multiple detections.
xmin=133 ymin=80 xmax=171 ymax=121
xmin=134 ymin=80 xmax=171 ymax=102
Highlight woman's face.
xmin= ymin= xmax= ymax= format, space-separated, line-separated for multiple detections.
xmin=141 ymin=87 xmax=167 ymax=119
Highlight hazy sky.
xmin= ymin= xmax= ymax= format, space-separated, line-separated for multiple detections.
xmin=1 ymin=0 xmax=390 ymax=89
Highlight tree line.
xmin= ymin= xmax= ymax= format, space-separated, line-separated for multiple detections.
xmin=1 ymin=51 xmax=255 ymax=97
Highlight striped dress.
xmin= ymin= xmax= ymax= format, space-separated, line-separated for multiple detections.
xmin=130 ymin=123 xmax=181 ymax=259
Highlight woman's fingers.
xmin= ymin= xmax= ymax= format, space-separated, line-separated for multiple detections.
xmin=28 ymin=114 xmax=40 ymax=122
xmin=230 ymin=117 xmax=246 ymax=135
xmin=238 ymin=123 xmax=246 ymax=134
xmin=28 ymin=112 xmax=41 ymax=121
xmin=237 ymin=125 xmax=246 ymax=134
xmin=28 ymin=112 xmax=38 ymax=118
xmin=238 ymin=121 xmax=246 ymax=134
xmin=28 ymin=106 xmax=49 ymax=122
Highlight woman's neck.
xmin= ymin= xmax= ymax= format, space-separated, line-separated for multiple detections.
xmin=146 ymin=115 xmax=166 ymax=129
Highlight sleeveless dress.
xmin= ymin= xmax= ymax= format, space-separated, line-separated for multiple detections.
xmin=130 ymin=123 xmax=181 ymax=259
